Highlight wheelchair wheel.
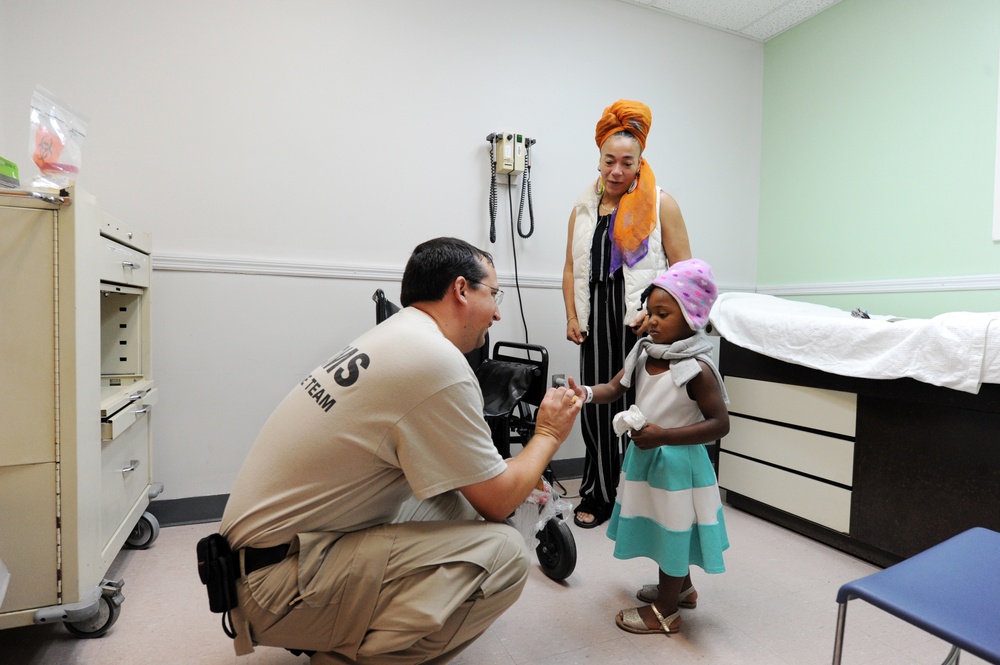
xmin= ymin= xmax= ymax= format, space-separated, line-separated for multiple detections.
xmin=535 ymin=517 xmax=576 ymax=581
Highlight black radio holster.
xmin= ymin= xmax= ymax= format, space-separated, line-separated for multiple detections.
xmin=196 ymin=533 xmax=239 ymax=637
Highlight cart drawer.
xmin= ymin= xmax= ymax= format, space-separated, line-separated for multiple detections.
xmin=101 ymin=388 xmax=157 ymax=441
xmin=101 ymin=414 xmax=152 ymax=548
xmin=98 ymin=236 xmax=149 ymax=287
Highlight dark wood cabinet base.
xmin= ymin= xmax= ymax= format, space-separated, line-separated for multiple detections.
xmin=721 ymin=338 xmax=1000 ymax=565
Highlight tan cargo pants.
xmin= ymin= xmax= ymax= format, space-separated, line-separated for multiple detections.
xmin=231 ymin=493 xmax=530 ymax=664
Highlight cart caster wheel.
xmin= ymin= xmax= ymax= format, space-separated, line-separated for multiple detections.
xmin=535 ymin=517 xmax=576 ymax=581
xmin=64 ymin=593 xmax=121 ymax=638
xmin=125 ymin=512 xmax=160 ymax=549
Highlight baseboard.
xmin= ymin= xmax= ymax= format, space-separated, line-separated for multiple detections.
xmin=147 ymin=494 xmax=229 ymax=527
xmin=549 ymin=457 xmax=583 ymax=483
xmin=151 ymin=459 xmax=585 ymax=528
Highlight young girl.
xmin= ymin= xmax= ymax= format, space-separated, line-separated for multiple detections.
xmin=574 ymin=259 xmax=730 ymax=636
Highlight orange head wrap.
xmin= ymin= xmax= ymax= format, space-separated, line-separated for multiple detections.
xmin=595 ymin=100 xmax=657 ymax=264
xmin=595 ymin=99 xmax=651 ymax=151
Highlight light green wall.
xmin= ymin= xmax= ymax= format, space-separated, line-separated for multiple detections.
xmin=759 ymin=0 xmax=1000 ymax=317
xmin=785 ymin=290 xmax=996 ymax=316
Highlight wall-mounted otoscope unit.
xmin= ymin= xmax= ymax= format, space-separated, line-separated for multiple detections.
xmin=486 ymin=131 xmax=536 ymax=242
xmin=490 ymin=131 xmax=528 ymax=175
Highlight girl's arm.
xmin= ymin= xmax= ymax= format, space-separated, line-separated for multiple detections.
xmin=630 ymin=360 xmax=730 ymax=450
xmin=573 ymin=368 xmax=628 ymax=405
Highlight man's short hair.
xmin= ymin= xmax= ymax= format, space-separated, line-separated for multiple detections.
xmin=400 ymin=237 xmax=494 ymax=307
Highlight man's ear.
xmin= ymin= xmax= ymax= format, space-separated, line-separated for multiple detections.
xmin=452 ymin=276 xmax=470 ymax=304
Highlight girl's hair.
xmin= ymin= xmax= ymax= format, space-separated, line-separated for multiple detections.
xmin=400 ymin=237 xmax=494 ymax=307
xmin=639 ymin=283 xmax=657 ymax=308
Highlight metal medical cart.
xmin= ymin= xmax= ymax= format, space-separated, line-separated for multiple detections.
xmin=0 ymin=187 xmax=161 ymax=637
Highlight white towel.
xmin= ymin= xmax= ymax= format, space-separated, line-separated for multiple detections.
xmin=613 ymin=405 xmax=647 ymax=436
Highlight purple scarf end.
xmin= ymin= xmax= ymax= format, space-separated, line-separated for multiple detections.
xmin=607 ymin=208 xmax=651 ymax=274
xmin=609 ymin=239 xmax=650 ymax=274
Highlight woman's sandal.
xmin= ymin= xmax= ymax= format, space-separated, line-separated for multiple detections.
xmin=616 ymin=604 xmax=682 ymax=635
xmin=636 ymin=584 xmax=697 ymax=608
xmin=572 ymin=498 xmax=612 ymax=529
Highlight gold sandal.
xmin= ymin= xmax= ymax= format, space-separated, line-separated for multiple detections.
xmin=615 ymin=604 xmax=681 ymax=635
xmin=636 ymin=584 xmax=697 ymax=608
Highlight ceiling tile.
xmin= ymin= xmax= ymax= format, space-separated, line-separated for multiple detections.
xmin=616 ymin=0 xmax=843 ymax=41
xmin=648 ymin=0 xmax=789 ymax=32
xmin=741 ymin=0 xmax=843 ymax=40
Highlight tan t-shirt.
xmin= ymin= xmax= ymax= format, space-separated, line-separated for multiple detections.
xmin=221 ymin=308 xmax=506 ymax=549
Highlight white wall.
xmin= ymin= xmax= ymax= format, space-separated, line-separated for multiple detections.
xmin=0 ymin=0 xmax=762 ymax=500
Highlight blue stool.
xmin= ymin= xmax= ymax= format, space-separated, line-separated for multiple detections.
xmin=832 ymin=527 xmax=1000 ymax=664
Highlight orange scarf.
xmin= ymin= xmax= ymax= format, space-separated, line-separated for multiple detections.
xmin=595 ymin=100 xmax=657 ymax=256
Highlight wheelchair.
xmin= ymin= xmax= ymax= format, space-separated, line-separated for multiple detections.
xmin=373 ymin=289 xmax=577 ymax=581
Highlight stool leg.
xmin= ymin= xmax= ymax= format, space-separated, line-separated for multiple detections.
xmin=832 ymin=602 xmax=848 ymax=665
xmin=833 ymin=605 xmax=962 ymax=665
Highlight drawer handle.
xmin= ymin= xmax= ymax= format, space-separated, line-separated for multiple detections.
xmin=129 ymin=390 xmax=148 ymax=401
xmin=133 ymin=407 xmax=149 ymax=415
xmin=121 ymin=459 xmax=141 ymax=474
xmin=122 ymin=261 xmax=137 ymax=269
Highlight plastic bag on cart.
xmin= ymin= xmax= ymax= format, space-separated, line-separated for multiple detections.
xmin=29 ymin=86 xmax=88 ymax=191
xmin=508 ymin=478 xmax=574 ymax=548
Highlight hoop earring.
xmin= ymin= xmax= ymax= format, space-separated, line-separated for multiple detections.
xmin=595 ymin=177 xmax=605 ymax=196
xmin=627 ymin=176 xmax=638 ymax=194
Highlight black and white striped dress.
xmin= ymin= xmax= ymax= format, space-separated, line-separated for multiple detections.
xmin=578 ymin=213 xmax=639 ymax=509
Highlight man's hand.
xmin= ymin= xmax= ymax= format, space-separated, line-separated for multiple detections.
xmin=461 ymin=378 xmax=583 ymax=521
xmin=533 ymin=378 xmax=583 ymax=443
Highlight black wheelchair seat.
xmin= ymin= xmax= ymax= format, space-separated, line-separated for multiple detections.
xmin=477 ymin=359 xmax=537 ymax=418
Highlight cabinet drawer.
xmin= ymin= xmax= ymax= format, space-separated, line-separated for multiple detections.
xmin=725 ymin=376 xmax=857 ymax=436
xmin=98 ymin=236 xmax=149 ymax=287
xmin=101 ymin=414 xmax=152 ymax=548
xmin=719 ymin=451 xmax=851 ymax=533
xmin=722 ymin=416 xmax=854 ymax=486
xmin=102 ymin=388 xmax=156 ymax=441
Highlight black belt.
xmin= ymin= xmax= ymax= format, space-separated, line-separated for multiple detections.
xmin=240 ymin=543 xmax=290 ymax=576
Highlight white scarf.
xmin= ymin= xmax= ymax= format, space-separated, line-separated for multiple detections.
xmin=619 ymin=332 xmax=729 ymax=404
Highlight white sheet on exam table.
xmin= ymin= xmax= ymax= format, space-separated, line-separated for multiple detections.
xmin=708 ymin=293 xmax=1000 ymax=394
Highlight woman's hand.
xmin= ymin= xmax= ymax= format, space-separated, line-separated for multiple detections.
xmin=629 ymin=311 xmax=650 ymax=337
xmin=566 ymin=318 xmax=586 ymax=344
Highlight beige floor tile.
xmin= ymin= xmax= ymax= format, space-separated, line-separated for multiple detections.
xmin=0 ymin=481 xmax=990 ymax=664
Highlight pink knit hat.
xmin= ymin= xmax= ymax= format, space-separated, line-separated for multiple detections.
xmin=650 ymin=259 xmax=718 ymax=331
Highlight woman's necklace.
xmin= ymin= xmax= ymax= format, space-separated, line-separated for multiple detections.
xmin=598 ymin=196 xmax=618 ymax=217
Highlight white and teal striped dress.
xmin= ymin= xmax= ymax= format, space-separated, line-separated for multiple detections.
xmin=605 ymin=354 xmax=729 ymax=577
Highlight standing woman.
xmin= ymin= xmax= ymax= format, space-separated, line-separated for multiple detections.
xmin=562 ymin=99 xmax=692 ymax=528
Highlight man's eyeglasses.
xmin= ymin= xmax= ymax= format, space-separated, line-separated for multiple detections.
xmin=470 ymin=280 xmax=504 ymax=305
